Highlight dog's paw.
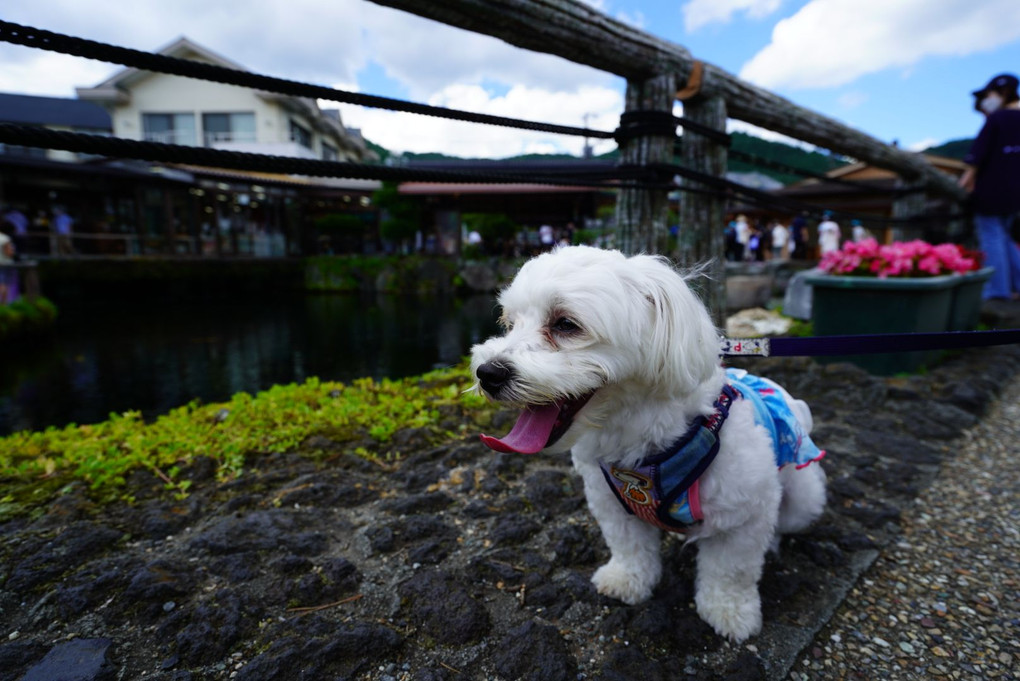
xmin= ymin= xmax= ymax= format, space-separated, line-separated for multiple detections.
xmin=591 ymin=560 xmax=657 ymax=605
xmin=695 ymin=587 xmax=762 ymax=642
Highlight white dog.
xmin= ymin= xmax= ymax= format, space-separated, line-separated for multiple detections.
xmin=470 ymin=246 xmax=826 ymax=642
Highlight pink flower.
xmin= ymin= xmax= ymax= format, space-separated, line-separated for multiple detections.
xmin=822 ymin=239 xmax=977 ymax=278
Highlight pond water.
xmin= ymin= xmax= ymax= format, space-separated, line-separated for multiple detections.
xmin=0 ymin=293 xmax=500 ymax=435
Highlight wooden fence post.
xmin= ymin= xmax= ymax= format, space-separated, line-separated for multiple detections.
xmin=890 ymin=184 xmax=926 ymax=242
xmin=676 ymin=94 xmax=728 ymax=328
xmin=615 ymin=73 xmax=675 ymax=255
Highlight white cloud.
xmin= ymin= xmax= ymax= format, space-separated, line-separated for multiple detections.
xmin=2 ymin=0 xmax=625 ymax=157
xmin=339 ymin=83 xmax=623 ymax=157
xmin=837 ymin=91 xmax=869 ymax=109
xmin=3 ymin=0 xmax=373 ymax=93
xmin=739 ymin=0 xmax=1020 ymax=90
xmin=682 ymin=0 xmax=783 ymax=32
xmin=0 ymin=46 xmax=112 ymax=97
xmin=907 ymin=137 xmax=939 ymax=152
xmin=726 ymin=120 xmax=820 ymax=151
xmin=359 ymin=8 xmax=614 ymax=101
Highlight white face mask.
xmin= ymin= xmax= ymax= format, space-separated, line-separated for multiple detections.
xmin=980 ymin=93 xmax=1004 ymax=115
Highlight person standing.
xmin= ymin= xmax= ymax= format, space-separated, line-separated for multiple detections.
xmin=771 ymin=219 xmax=789 ymax=260
xmin=959 ymin=73 xmax=1020 ymax=301
xmin=538 ymin=223 xmax=555 ymax=251
xmin=2 ymin=206 xmax=29 ymax=257
xmin=850 ymin=219 xmax=869 ymax=243
xmin=790 ymin=214 xmax=809 ymax=259
xmin=53 ymin=206 xmax=76 ymax=255
xmin=817 ymin=211 xmax=841 ymax=256
xmin=734 ymin=214 xmax=751 ymax=261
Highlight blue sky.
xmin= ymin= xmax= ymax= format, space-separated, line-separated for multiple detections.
xmin=2 ymin=0 xmax=1019 ymax=158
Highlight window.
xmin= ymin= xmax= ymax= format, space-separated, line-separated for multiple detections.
xmin=322 ymin=142 xmax=339 ymax=162
xmin=202 ymin=112 xmax=256 ymax=146
xmin=142 ymin=113 xmax=197 ymax=145
xmin=289 ymin=120 xmax=312 ymax=149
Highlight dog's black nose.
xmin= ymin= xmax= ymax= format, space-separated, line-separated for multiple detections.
xmin=476 ymin=361 xmax=514 ymax=396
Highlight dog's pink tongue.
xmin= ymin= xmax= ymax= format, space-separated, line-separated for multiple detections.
xmin=480 ymin=403 xmax=560 ymax=454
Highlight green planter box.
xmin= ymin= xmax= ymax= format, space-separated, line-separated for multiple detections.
xmin=803 ymin=273 xmax=958 ymax=375
xmin=947 ymin=267 xmax=993 ymax=331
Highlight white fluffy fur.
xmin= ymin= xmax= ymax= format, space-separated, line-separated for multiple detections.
xmin=470 ymin=246 xmax=826 ymax=642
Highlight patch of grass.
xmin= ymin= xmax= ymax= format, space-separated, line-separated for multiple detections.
xmin=0 ymin=363 xmax=495 ymax=519
xmin=0 ymin=296 xmax=58 ymax=340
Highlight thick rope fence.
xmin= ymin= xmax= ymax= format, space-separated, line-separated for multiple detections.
xmin=0 ymin=19 xmax=958 ymax=228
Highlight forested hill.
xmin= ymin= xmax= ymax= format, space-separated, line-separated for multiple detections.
xmin=923 ymin=138 xmax=973 ymax=160
xmin=725 ymin=132 xmax=845 ymax=184
xmin=365 ymin=131 xmax=964 ymax=186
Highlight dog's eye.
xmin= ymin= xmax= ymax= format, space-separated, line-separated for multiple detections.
xmin=552 ymin=317 xmax=581 ymax=334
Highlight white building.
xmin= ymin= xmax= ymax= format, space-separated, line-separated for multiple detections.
xmin=76 ymin=37 xmax=375 ymax=164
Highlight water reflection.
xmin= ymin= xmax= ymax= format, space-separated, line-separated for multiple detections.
xmin=0 ymin=293 xmax=500 ymax=435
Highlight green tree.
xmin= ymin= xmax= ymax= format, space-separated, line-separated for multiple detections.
xmin=462 ymin=213 xmax=518 ymax=245
xmin=313 ymin=213 xmax=367 ymax=254
xmin=373 ymin=182 xmax=421 ymax=253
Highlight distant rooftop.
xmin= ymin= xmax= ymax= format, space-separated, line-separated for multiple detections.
xmin=0 ymin=92 xmax=112 ymax=131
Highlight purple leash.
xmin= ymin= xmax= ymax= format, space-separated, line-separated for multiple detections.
xmin=721 ymin=329 xmax=1020 ymax=358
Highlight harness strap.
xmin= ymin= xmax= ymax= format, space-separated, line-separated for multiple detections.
xmin=599 ymin=385 xmax=736 ymax=533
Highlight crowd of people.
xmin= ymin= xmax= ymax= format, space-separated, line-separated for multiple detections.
xmin=723 ymin=70 xmax=1020 ymax=307
xmin=465 ymin=221 xmax=579 ymax=258
xmin=0 ymin=204 xmax=78 ymax=260
xmin=723 ymin=212 xmax=873 ymax=263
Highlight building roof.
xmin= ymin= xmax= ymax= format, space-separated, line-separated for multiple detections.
xmin=0 ymin=92 xmax=112 ymax=130
xmin=74 ymin=36 xmax=375 ymax=162
xmin=398 ymin=182 xmax=600 ymax=195
xmin=79 ymin=36 xmax=248 ymax=94
xmin=170 ymin=164 xmax=381 ymax=191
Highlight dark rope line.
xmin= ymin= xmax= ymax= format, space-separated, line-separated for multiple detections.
xmin=0 ymin=123 xmax=960 ymax=228
xmin=674 ymin=140 xmax=917 ymax=197
xmin=0 ymin=123 xmax=645 ymax=188
xmin=726 ymin=148 xmax=917 ymax=196
xmin=650 ymin=162 xmax=961 ymax=226
xmin=0 ymin=20 xmax=736 ymax=146
xmin=618 ymin=110 xmax=731 ymax=146
xmin=0 ymin=20 xmax=613 ymax=141
xmin=0 ymin=20 xmax=963 ymax=224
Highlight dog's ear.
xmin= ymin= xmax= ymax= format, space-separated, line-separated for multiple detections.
xmin=626 ymin=255 xmax=720 ymax=394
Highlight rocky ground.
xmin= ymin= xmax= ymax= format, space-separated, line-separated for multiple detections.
xmin=2 ymin=325 xmax=1019 ymax=681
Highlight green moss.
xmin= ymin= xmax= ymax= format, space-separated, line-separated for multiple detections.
xmin=0 ymin=363 xmax=496 ymax=520
xmin=303 ymin=255 xmax=459 ymax=293
xmin=0 ymin=296 xmax=58 ymax=340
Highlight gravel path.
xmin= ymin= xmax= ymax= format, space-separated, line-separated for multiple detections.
xmin=792 ymin=369 xmax=1020 ymax=680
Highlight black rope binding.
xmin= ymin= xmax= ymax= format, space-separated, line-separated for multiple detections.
xmin=0 ymin=20 xmax=613 ymax=141
xmin=0 ymin=18 xmax=962 ymax=227
xmin=0 ymin=123 xmax=959 ymax=226
xmin=0 ymin=20 xmax=742 ymax=147
xmin=0 ymin=123 xmax=648 ymax=189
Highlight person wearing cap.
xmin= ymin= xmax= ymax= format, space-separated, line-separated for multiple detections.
xmin=850 ymin=219 xmax=869 ymax=243
xmin=817 ymin=211 xmax=841 ymax=256
xmin=959 ymin=73 xmax=1020 ymax=301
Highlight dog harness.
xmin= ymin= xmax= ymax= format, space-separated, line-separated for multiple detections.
xmin=599 ymin=369 xmax=824 ymax=534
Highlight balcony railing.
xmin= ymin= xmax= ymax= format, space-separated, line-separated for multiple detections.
xmin=203 ymin=131 xmax=257 ymax=147
xmin=142 ymin=130 xmax=198 ymax=146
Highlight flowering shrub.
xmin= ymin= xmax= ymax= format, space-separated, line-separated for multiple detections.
xmin=818 ymin=239 xmax=982 ymax=278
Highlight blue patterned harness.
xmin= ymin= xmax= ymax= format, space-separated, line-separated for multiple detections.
xmin=599 ymin=369 xmax=824 ymax=533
